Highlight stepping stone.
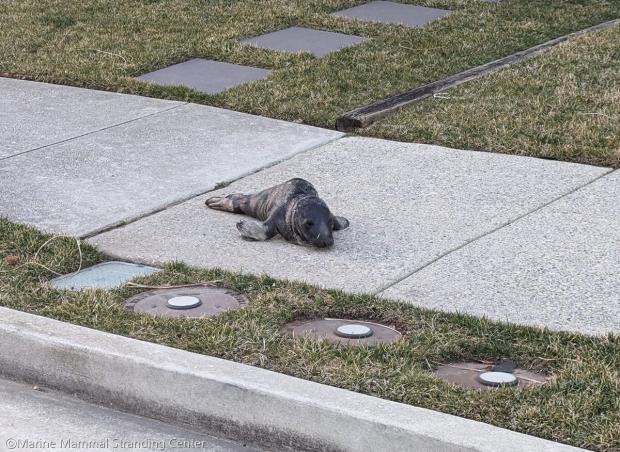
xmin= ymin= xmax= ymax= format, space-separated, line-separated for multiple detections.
xmin=90 ymin=137 xmax=607 ymax=301
xmin=381 ymin=170 xmax=619 ymax=336
xmin=332 ymin=1 xmax=450 ymax=28
xmin=137 ymin=58 xmax=271 ymax=95
xmin=241 ymin=27 xmax=366 ymax=57
xmin=0 ymin=78 xmax=180 ymax=159
xmin=50 ymin=261 xmax=160 ymax=290
xmin=0 ymin=99 xmax=343 ymax=237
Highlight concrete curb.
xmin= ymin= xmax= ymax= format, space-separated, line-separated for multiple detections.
xmin=0 ymin=307 xmax=586 ymax=452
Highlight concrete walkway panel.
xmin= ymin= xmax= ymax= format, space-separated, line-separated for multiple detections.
xmin=0 ymin=103 xmax=342 ymax=237
xmin=381 ymin=170 xmax=620 ymax=335
xmin=91 ymin=137 xmax=607 ymax=295
xmin=0 ymin=77 xmax=182 ymax=158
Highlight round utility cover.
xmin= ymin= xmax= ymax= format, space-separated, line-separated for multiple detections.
xmin=335 ymin=324 xmax=373 ymax=339
xmin=434 ymin=362 xmax=548 ymax=391
xmin=478 ymin=371 xmax=518 ymax=387
xmin=284 ymin=319 xmax=401 ymax=346
xmin=125 ymin=286 xmax=246 ymax=319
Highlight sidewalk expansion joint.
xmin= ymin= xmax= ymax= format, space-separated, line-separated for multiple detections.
xmin=373 ymin=167 xmax=617 ymax=296
xmin=0 ymin=102 xmax=189 ymax=163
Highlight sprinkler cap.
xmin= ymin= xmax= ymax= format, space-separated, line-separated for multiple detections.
xmin=166 ymin=296 xmax=203 ymax=310
xmin=478 ymin=371 xmax=518 ymax=387
xmin=335 ymin=324 xmax=374 ymax=339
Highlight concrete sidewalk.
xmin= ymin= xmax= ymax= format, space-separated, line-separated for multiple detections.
xmin=92 ymin=137 xmax=618 ymax=335
xmin=1 ymin=78 xmax=618 ymax=335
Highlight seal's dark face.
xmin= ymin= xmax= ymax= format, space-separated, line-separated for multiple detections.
xmin=296 ymin=201 xmax=334 ymax=248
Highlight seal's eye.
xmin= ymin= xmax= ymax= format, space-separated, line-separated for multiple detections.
xmin=304 ymin=221 xmax=314 ymax=228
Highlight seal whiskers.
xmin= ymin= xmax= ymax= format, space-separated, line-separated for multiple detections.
xmin=205 ymin=178 xmax=349 ymax=248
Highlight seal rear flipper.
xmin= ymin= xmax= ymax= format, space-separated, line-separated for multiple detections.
xmin=331 ymin=216 xmax=350 ymax=231
xmin=236 ymin=219 xmax=277 ymax=241
xmin=205 ymin=194 xmax=245 ymax=213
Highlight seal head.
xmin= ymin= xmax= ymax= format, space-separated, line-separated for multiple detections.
xmin=290 ymin=196 xmax=334 ymax=248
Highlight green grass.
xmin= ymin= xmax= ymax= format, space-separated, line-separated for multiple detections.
xmin=365 ymin=23 xmax=620 ymax=168
xmin=1 ymin=217 xmax=619 ymax=451
xmin=1 ymin=0 xmax=619 ymax=132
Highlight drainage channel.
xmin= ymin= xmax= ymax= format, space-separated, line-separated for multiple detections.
xmin=336 ymin=17 xmax=620 ymax=130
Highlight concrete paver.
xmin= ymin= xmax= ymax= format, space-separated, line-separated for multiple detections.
xmin=0 ymin=377 xmax=261 ymax=452
xmin=381 ymin=170 xmax=620 ymax=335
xmin=0 ymin=77 xmax=182 ymax=159
xmin=137 ymin=58 xmax=271 ymax=94
xmin=90 ymin=137 xmax=607 ymax=296
xmin=241 ymin=27 xmax=366 ymax=57
xmin=332 ymin=1 xmax=450 ymax=28
xmin=0 ymin=100 xmax=342 ymax=237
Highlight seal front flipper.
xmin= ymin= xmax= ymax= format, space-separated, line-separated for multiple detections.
xmin=331 ymin=216 xmax=350 ymax=231
xmin=236 ymin=206 xmax=284 ymax=241
xmin=236 ymin=219 xmax=276 ymax=241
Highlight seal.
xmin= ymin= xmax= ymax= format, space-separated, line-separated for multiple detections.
xmin=205 ymin=178 xmax=349 ymax=248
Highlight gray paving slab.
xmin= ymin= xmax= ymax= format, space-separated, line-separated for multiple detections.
xmin=50 ymin=261 xmax=160 ymax=290
xmin=137 ymin=58 xmax=271 ymax=94
xmin=241 ymin=26 xmax=366 ymax=57
xmin=90 ymin=137 xmax=608 ymax=295
xmin=0 ymin=377 xmax=262 ymax=452
xmin=0 ymin=77 xmax=182 ymax=159
xmin=0 ymin=103 xmax=343 ymax=237
xmin=332 ymin=1 xmax=451 ymax=28
xmin=381 ymin=170 xmax=620 ymax=335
